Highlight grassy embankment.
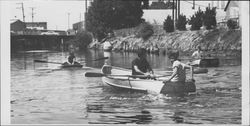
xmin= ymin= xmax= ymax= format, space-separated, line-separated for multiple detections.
xmin=90 ymin=25 xmax=241 ymax=57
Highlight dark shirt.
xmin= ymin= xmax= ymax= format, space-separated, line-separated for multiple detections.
xmin=132 ymin=58 xmax=152 ymax=75
xmin=68 ymin=55 xmax=75 ymax=64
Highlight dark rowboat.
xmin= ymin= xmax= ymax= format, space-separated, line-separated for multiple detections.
xmin=61 ymin=62 xmax=83 ymax=68
xmin=191 ymin=58 xmax=219 ymax=67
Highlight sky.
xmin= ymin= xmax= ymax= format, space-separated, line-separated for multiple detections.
xmin=9 ymin=0 xmax=221 ymax=31
xmin=10 ymin=0 xmax=89 ymax=30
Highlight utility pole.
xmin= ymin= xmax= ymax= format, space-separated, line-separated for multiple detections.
xmin=192 ymin=0 xmax=195 ymax=9
xmin=68 ymin=13 xmax=70 ymax=29
xmin=80 ymin=13 xmax=82 ymax=22
xmin=17 ymin=2 xmax=25 ymax=22
xmin=84 ymin=0 xmax=88 ymax=29
xmin=178 ymin=0 xmax=180 ymax=18
xmin=30 ymin=7 xmax=35 ymax=22
xmin=85 ymin=0 xmax=88 ymax=13
xmin=172 ymin=0 xmax=175 ymax=30
xmin=175 ymin=0 xmax=178 ymax=21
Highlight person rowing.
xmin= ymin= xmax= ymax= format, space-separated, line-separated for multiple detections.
xmin=64 ymin=44 xmax=80 ymax=65
xmin=67 ymin=52 xmax=77 ymax=65
xmin=131 ymin=48 xmax=154 ymax=78
xmin=191 ymin=45 xmax=203 ymax=60
xmin=187 ymin=45 xmax=204 ymax=66
xmin=160 ymin=50 xmax=194 ymax=95
xmin=163 ymin=50 xmax=193 ymax=83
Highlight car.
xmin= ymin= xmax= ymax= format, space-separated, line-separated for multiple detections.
xmin=41 ymin=31 xmax=59 ymax=35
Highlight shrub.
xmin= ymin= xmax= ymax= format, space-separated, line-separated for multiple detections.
xmin=75 ymin=30 xmax=93 ymax=49
xmin=176 ymin=14 xmax=187 ymax=31
xmin=163 ymin=15 xmax=174 ymax=32
xmin=203 ymin=7 xmax=217 ymax=30
xmin=227 ymin=19 xmax=238 ymax=29
xmin=137 ymin=22 xmax=154 ymax=40
xmin=189 ymin=8 xmax=203 ymax=30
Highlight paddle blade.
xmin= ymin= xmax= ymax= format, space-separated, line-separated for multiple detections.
xmin=193 ymin=68 xmax=208 ymax=74
xmin=34 ymin=60 xmax=47 ymax=63
xmin=85 ymin=72 xmax=105 ymax=77
xmin=92 ymin=57 xmax=109 ymax=61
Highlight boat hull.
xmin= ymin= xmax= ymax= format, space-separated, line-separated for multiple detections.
xmin=192 ymin=58 xmax=219 ymax=67
xmin=61 ymin=62 xmax=83 ymax=68
xmin=101 ymin=65 xmax=196 ymax=94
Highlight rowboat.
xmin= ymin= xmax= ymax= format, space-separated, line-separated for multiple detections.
xmin=191 ymin=58 xmax=219 ymax=67
xmin=101 ymin=65 xmax=196 ymax=94
xmin=61 ymin=62 xmax=83 ymax=68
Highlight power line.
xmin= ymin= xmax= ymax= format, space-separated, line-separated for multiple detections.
xmin=182 ymin=0 xmax=207 ymax=9
xmin=182 ymin=0 xmax=225 ymax=10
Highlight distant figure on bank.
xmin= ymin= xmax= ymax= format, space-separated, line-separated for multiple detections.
xmin=191 ymin=46 xmax=203 ymax=60
xmin=163 ymin=51 xmax=192 ymax=83
xmin=132 ymin=48 xmax=154 ymax=78
xmin=102 ymin=33 xmax=113 ymax=51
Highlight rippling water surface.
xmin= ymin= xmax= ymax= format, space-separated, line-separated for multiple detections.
xmin=11 ymin=49 xmax=241 ymax=124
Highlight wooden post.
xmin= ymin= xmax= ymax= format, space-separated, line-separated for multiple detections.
xmin=191 ymin=66 xmax=194 ymax=80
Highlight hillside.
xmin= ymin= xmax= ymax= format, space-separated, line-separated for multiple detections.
xmin=90 ymin=26 xmax=241 ymax=56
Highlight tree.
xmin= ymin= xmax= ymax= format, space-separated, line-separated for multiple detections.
xmin=176 ymin=14 xmax=187 ymax=31
xmin=65 ymin=30 xmax=93 ymax=49
xmin=203 ymin=7 xmax=217 ymax=30
xmin=85 ymin=0 xmax=144 ymax=41
xmin=142 ymin=0 xmax=149 ymax=9
xmin=137 ymin=22 xmax=154 ymax=40
xmin=163 ymin=15 xmax=174 ymax=32
xmin=227 ymin=19 xmax=238 ymax=29
xmin=189 ymin=8 xmax=203 ymax=30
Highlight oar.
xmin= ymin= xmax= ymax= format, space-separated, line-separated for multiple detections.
xmin=91 ymin=57 xmax=109 ymax=61
xmin=85 ymin=72 xmax=147 ymax=78
xmin=34 ymin=57 xmax=109 ymax=64
xmin=34 ymin=60 xmax=62 ymax=64
xmin=84 ymin=72 xmax=169 ymax=78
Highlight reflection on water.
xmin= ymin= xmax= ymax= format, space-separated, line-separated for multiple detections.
xmin=11 ymin=49 xmax=241 ymax=124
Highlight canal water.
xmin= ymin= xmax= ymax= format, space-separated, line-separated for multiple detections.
xmin=11 ymin=49 xmax=241 ymax=124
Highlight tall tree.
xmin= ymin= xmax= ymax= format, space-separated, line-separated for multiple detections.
xmin=203 ymin=7 xmax=217 ymax=30
xmin=85 ymin=0 xmax=144 ymax=41
xmin=189 ymin=8 xmax=203 ymax=30
xmin=142 ymin=0 xmax=149 ymax=9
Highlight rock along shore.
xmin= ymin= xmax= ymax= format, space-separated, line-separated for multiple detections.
xmin=89 ymin=26 xmax=241 ymax=57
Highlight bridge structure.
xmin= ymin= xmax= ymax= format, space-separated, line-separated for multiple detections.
xmin=11 ymin=35 xmax=75 ymax=51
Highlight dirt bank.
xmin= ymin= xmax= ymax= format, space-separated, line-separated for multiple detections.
xmin=89 ymin=26 xmax=241 ymax=56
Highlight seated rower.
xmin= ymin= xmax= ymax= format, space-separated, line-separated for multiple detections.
xmin=67 ymin=52 xmax=77 ymax=65
xmin=192 ymin=46 xmax=203 ymax=60
xmin=163 ymin=51 xmax=192 ymax=83
xmin=132 ymin=48 xmax=154 ymax=78
xmin=161 ymin=51 xmax=193 ymax=94
xmin=188 ymin=46 xmax=204 ymax=66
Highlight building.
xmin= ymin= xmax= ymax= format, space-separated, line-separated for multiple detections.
xmin=224 ymin=0 xmax=240 ymax=27
xmin=10 ymin=19 xmax=26 ymax=34
xmin=25 ymin=22 xmax=47 ymax=30
xmin=67 ymin=29 xmax=76 ymax=35
xmin=143 ymin=1 xmax=240 ymax=27
xmin=73 ymin=21 xmax=84 ymax=33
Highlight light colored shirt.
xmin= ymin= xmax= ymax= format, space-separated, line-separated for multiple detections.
xmin=103 ymin=41 xmax=112 ymax=49
xmin=192 ymin=50 xmax=202 ymax=59
xmin=171 ymin=60 xmax=190 ymax=82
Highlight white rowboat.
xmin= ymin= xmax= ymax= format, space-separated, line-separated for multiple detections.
xmin=101 ymin=65 xmax=196 ymax=94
